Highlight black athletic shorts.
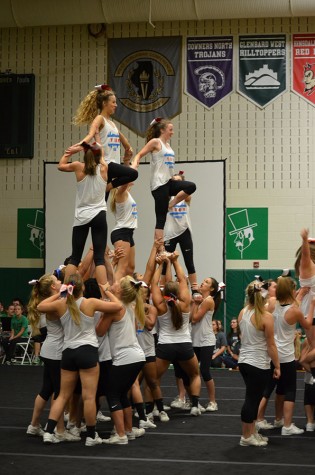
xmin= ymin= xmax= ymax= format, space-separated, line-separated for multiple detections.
xmin=61 ymin=345 xmax=99 ymax=371
xmin=156 ymin=342 xmax=195 ymax=362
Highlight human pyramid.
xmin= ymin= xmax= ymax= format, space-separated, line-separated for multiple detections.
xmin=25 ymin=84 xmax=315 ymax=447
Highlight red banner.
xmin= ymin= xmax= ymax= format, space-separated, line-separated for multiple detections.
xmin=292 ymin=33 xmax=315 ymax=106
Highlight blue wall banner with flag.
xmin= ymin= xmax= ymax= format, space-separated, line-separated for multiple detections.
xmin=238 ymin=34 xmax=287 ymax=108
xmin=108 ymin=37 xmax=181 ymax=137
xmin=185 ymin=36 xmax=234 ymax=109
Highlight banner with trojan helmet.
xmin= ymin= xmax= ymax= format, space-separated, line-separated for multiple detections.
xmin=185 ymin=36 xmax=234 ymax=110
xmin=108 ymin=37 xmax=181 ymax=137
xmin=238 ymin=34 xmax=287 ymax=108
xmin=292 ymin=33 xmax=315 ymax=107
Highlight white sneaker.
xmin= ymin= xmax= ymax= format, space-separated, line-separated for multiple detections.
xmin=126 ymin=427 xmax=145 ymax=440
xmin=254 ymin=431 xmax=269 ymax=443
xmin=55 ymin=430 xmax=81 ymax=442
xmin=198 ymin=403 xmax=206 ymax=413
xmin=273 ymin=418 xmax=284 ymax=428
xmin=281 ymin=423 xmax=304 ymax=436
xmin=306 ymin=422 xmax=315 ymax=432
xmin=205 ymin=401 xmax=218 ymax=412
xmin=240 ymin=434 xmax=267 ymax=447
xmin=139 ymin=418 xmax=157 ymax=429
xmin=190 ymin=406 xmax=201 ymax=416
xmin=170 ymin=396 xmax=186 ymax=409
xmin=159 ymin=411 xmax=170 ymax=422
xmin=146 ymin=412 xmax=154 ymax=423
xmin=103 ymin=434 xmax=128 ymax=445
xmin=67 ymin=422 xmax=86 ymax=432
xmin=68 ymin=426 xmax=81 ymax=437
xmin=43 ymin=432 xmax=61 ymax=444
xmin=256 ymin=419 xmax=274 ymax=430
xmin=153 ymin=404 xmax=170 ymax=416
xmin=97 ymin=410 xmax=111 ymax=422
xmin=26 ymin=424 xmax=44 ymax=436
xmin=64 ymin=412 xmax=69 ymax=422
xmin=85 ymin=432 xmax=104 ymax=446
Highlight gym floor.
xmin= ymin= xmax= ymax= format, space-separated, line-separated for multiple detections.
xmin=0 ymin=365 xmax=314 ymax=475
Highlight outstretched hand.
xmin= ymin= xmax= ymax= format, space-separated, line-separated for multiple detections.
xmin=169 ymin=251 xmax=179 ymax=262
xmin=301 ymin=228 xmax=309 ymax=241
xmin=111 ymin=247 xmax=125 ymax=266
xmin=98 ymin=282 xmax=111 ymax=299
xmin=156 ymin=253 xmax=169 ymax=265
xmin=153 ymin=238 xmax=164 ymax=250
xmin=66 ymin=144 xmax=84 ymax=155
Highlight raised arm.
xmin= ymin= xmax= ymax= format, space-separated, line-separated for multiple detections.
xmin=300 ymin=228 xmax=315 ymax=279
xmin=37 ymin=293 xmax=63 ymax=314
xmin=144 ymin=303 xmax=158 ymax=331
xmin=171 ymin=254 xmax=191 ymax=307
xmin=104 ymin=246 xmax=115 ymax=285
xmin=89 ymin=291 xmax=123 ymax=314
xmin=79 ymin=115 xmax=104 ymax=145
xmin=58 ymin=148 xmax=83 ymax=173
xmin=298 ymin=297 xmax=315 ymax=329
xmin=151 ymin=259 xmax=167 ymax=314
xmin=132 ymin=138 xmax=160 ymax=169
xmin=79 ymin=247 xmax=95 ymax=281
xmin=142 ymin=238 xmax=163 ymax=285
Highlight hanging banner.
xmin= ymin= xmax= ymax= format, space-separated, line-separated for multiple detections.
xmin=17 ymin=208 xmax=44 ymax=258
xmin=238 ymin=34 xmax=287 ymax=108
xmin=292 ymin=33 xmax=315 ymax=106
xmin=108 ymin=37 xmax=181 ymax=137
xmin=185 ymin=36 xmax=233 ymax=109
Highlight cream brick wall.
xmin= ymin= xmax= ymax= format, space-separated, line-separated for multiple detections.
xmin=0 ymin=17 xmax=314 ymax=269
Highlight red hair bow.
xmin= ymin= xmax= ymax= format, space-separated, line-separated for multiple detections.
xmin=95 ymin=84 xmax=112 ymax=91
xmin=150 ymin=117 xmax=162 ymax=126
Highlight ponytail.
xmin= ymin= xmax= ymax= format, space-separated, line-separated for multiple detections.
xmin=63 ymin=274 xmax=83 ymax=326
xmin=168 ymin=298 xmax=183 ymax=330
xmin=164 ymin=281 xmax=183 ymax=330
xmin=120 ymin=276 xmax=145 ymax=328
xmin=73 ymin=89 xmax=116 ymax=126
xmin=83 ymin=149 xmax=98 ymax=175
xmin=109 ymin=188 xmax=119 ymax=213
xmin=28 ymin=274 xmax=56 ymax=335
xmin=246 ymin=281 xmax=266 ymax=331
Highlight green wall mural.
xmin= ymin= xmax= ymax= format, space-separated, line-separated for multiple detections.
xmin=226 ymin=208 xmax=268 ymax=260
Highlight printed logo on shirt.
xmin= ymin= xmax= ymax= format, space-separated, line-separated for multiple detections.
xmin=164 ymin=153 xmax=175 ymax=169
xmin=107 ymin=131 xmax=120 ymax=151
xmin=136 ymin=321 xmax=144 ymax=333
xmin=170 ymin=202 xmax=187 ymax=219
xmin=131 ymin=202 xmax=138 ymax=218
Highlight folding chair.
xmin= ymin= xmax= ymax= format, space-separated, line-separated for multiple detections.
xmin=15 ymin=327 xmax=34 ymax=365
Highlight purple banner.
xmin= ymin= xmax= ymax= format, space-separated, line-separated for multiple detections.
xmin=186 ymin=36 xmax=233 ymax=109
